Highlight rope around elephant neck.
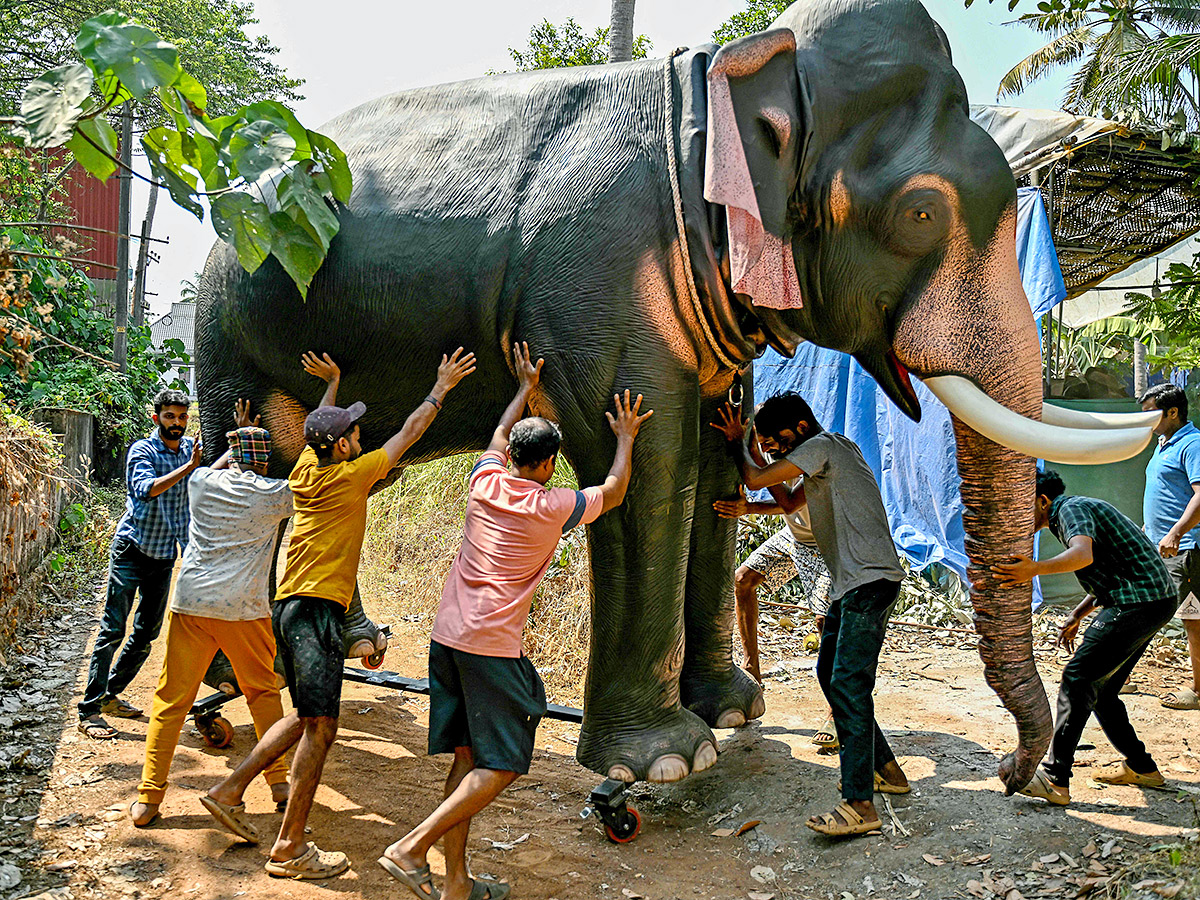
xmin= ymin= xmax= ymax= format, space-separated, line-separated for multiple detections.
xmin=663 ymin=49 xmax=739 ymax=371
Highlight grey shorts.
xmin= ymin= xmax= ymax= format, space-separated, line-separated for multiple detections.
xmin=1164 ymin=548 xmax=1200 ymax=620
xmin=743 ymin=528 xmax=832 ymax=615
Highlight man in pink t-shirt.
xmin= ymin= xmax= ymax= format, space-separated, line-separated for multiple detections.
xmin=379 ymin=343 xmax=651 ymax=900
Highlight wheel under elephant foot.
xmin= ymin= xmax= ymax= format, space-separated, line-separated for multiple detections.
xmin=578 ymin=707 xmax=719 ymax=784
xmin=681 ymin=666 xmax=766 ymax=729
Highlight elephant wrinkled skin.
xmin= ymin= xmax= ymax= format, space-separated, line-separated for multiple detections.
xmin=197 ymin=0 xmax=1139 ymax=790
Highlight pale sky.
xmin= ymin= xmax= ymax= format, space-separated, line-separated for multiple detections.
xmin=134 ymin=0 xmax=1067 ymax=321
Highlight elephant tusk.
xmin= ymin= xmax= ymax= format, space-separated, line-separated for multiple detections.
xmin=1040 ymin=403 xmax=1162 ymax=430
xmin=923 ymin=375 xmax=1154 ymax=465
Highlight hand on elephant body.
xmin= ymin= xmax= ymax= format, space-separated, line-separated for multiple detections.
xmin=990 ymin=554 xmax=1039 ymax=587
xmin=301 ymin=351 xmax=340 ymax=384
xmin=605 ymin=390 xmax=654 ymax=442
xmin=233 ymin=398 xmax=260 ymax=428
xmin=512 ymin=341 xmax=543 ymax=391
xmin=713 ymin=486 xmax=752 ymax=519
xmin=711 ymin=402 xmax=747 ymax=443
xmin=432 ymin=347 xmax=477 ymax=399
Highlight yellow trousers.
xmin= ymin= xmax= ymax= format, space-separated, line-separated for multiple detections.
xmin=138 ymin=611 xmax=288 ymax=805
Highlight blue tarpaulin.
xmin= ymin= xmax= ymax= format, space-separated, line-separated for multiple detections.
xmin=752 ymin=187 xmax=1066 ymax=586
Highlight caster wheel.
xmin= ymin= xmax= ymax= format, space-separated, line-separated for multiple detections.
xmin=605 ymin=807 xmax=641 ymax=843
xmin=198 ymin=716 xmax=234 ymax=749
xmin=363 ymin=649 xmax=386 ymax=670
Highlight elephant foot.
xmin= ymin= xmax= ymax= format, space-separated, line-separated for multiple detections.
xmin=342 ymin=592 xmax=388 ymax=659
xmin=680 ymin=666 xmax=766 ymax=729
xmin=202 ymin=650 xmax=239 ymax=696
xmin=577 ymin=707 xmax=718 ymax=784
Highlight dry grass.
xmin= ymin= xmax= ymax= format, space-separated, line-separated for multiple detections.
xmin=359 ymin=454 xmax=592 ymax=705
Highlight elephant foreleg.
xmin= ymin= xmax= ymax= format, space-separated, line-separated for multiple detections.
xmin=679 ymin=393 xmax=766 ymax=728
xmin=570 ymin=378 xmax=718 ymax=784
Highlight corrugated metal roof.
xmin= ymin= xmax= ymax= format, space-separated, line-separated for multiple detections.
xmin=149 ymin=302 xmax=195 ymax=356
xmin=52 ymin=150 xmax=121 ymax=269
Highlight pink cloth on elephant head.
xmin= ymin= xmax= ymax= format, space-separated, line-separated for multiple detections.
xmin=704 ymin=37 xmax=804 ymax=311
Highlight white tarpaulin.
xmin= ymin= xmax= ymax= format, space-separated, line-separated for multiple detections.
xmin=1060 ymin=235 xmax=1198 ymax=328
xmin=969 ymin=105 xmax=1122 ymax=178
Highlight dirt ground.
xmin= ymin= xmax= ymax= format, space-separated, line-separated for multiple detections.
xmin=2 ymin=577 xmax=1199 ymax=900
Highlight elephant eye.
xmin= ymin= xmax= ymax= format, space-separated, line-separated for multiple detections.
xmin=889 ymin=190 xmax=951 ymax=257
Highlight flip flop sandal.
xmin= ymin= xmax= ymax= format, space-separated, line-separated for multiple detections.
xmin=77 ymin=717 xmax=117 ymax=740
xmin=1093 ymin=761 xmax=1167 ymax=789
xmin=811 ymin=716 xmax=839 ymax=749
xmin=1018 ymin=769 xmax=1070 ymax=806
xmin=101 ymin=697 xmax=143 ymax=718
xmin=805 ymin=800 xmax=881 ymax=837
xmin=199 ymin=795 xmax=260 ymax=843
xmin=128 ymin=802 xmax=160 ymax=828
xmin=265 ymin=844 xmax=349 ymax=880
xmin=837 ymin=773 xmax=912 ymax=795
xmin=468 ymin=877 xmax=511 ymax=900
xmin=377 ymin=857 xmax=441 ymax=900
xmin=1161 ymin=688 xmax=1200 ymax=710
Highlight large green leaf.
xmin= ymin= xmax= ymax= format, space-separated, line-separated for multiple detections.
xmin=306 ymin=130 xmax=353 ymax=203
xmin=278 ymin=166 xmax=340 ymax=251
xmin=242 ymin=101 xmax=310 ymax=158
xmin=269 ymin=211 xmax=324 ymax=299
xmin=20 ymin=64 xmax=94 ymax=147
xmin=142 ymin=130 xmax=203 ymax=218
xmin=65 ymin=115 xmax=119 ymax=180
xmin=228 ymin=119 xmax=295 ymax=183
xmin=77 ymin=12 xmax=181 ymax=100
xmin=212 ymin=192 xmax=273 ymax=273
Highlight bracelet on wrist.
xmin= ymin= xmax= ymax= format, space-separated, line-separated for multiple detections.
xmin=424 ymin=395 xmax=442 ymax=411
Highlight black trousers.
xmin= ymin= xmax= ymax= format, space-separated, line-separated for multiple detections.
xmin=816 ymin=577 xmax=900 ymax=801
xmin=1044 ymin=595 xmax=1176 ymax=786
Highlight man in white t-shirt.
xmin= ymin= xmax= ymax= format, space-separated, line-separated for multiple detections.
xmin=129 ymin=410 xmax=295 ymax=833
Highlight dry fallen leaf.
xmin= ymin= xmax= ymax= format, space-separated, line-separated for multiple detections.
xmin=621 ymin=890 xmax=643 ymax=899
xmin=922 ymin=854 xmax=945 ymax=867
xmin=1081 ymin=840 xmax=1098 ymax=857
xmin=1040 ymin=854 xmax=1060 ymax=864
xmin=748 ymin=893 xmax=775 ymax=900
xmin=1153 ymin=884 xmax=1184 ymax=899
xmin=965 ymin=879 xmax=987 ymax=898
xmin=711 ymin=828 xmax=736 ymax=838
xmin=735 ymin=819 xmax=762 ymax=836
xmin=750 ymin=866 xmax=776 ymax=884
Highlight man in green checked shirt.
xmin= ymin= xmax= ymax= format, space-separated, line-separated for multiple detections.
xmin=992 ymin=469 xmax=1177 ymax=806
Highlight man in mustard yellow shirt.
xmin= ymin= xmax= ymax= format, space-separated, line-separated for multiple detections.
xmin=201 ymin=348 xmax=476 ymax=879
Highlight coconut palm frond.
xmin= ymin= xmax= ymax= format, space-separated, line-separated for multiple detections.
xmin=1115 ymin=32 xmax=1200 ymax=82
xmin=1064 ymin=45 xmax=1109 ymax=112
xmin=998 ymin=27 xmax=1094 ymax=98
xmin=1141 ymin=4 xmax=1200 ymax=31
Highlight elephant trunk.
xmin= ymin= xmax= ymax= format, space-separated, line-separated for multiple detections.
xmin=891 ymin=210 xmax=1053 ymax=792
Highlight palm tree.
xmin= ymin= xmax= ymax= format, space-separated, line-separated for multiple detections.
xmin=608 ymin=0 xmax=636 ymax=62
xmin=997 ymin=0 xmax=1200 ymax=127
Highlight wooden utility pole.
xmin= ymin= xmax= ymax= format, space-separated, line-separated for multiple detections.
xmin=132 ymin=186 xmax=158 ymax=328
xmin=113 ymin=109 xmax=132 ymax=372
xmin=607 ymin=0 xmax=636 ymax=62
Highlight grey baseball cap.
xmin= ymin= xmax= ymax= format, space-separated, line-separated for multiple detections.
xmin=304 ymin=402 xmax=366 ymax=449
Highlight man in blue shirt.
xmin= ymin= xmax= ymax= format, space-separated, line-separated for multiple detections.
xmin=78 ymin=388 xmax=202 ymax=739
xmin=1140 ymin=384 xmax=1200 ymax=711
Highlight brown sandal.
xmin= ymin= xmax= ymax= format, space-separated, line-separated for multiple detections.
xmin=806 ymin=800 xmax=881 ymax=837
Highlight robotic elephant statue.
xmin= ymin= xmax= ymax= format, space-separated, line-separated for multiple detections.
xmin=197 ymin=0 xmax=1154 ymax=790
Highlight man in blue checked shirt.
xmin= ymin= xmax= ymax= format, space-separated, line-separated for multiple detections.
xmin=78 ymin=388 xmax=203 ymax=740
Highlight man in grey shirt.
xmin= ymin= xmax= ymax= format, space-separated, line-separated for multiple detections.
xmin=715 ymin=391 xmax=907 ymax=839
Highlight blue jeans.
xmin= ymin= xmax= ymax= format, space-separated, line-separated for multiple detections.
xmin=78 ymin=537 xmax=175 ymax=719
xmin=816 ymin=578 xmax=900 ymax=802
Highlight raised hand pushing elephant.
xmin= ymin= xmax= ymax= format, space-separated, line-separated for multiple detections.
xmin=197 ymin=0 xmax=1155 ymax=790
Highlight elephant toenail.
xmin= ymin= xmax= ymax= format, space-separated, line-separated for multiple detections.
xmin=749 ymin=693 xmax=766 ymax=719
xmin=607 ymin=764 xmax=637 ymax=783
xmin=647 ymin=754 xmax=689 ymax=783
xmin=693 ymin=741 xmax=718 ymax=772
xmin=715 ymin=710 xmax=746 ymax=728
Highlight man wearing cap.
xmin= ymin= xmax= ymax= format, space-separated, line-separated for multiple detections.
xmin=204 ymin=348 xmax=476 ymax=879
xmin=128 ymin=402 xmax=295 ymax=829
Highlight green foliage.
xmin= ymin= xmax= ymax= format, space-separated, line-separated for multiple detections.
xmin=712 ymin=0 xmax=794 ymax=44
xmin=0 ymin=0 xmax=302 ymax=122
xmin=0 ymin=226 xmax=177 ymax=464
xmin=995 ymin=0 xmax=1200 ymax=129
xmin=0 ymin=144 xmax=73 ymax=222
xmin=500 ymin=18 xmax=652 ymax=72
xmin=9 ymin=10 xmax=352 ymax=298
xmin=1125 ymin=240 xmax=1200 ymax=372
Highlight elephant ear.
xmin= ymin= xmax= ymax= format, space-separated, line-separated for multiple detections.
xmin=704 ymin=28 xmax=812 ymax=311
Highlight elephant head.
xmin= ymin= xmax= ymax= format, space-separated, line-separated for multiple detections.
xmin=702 ymin=0 xmax=1157 ymax=791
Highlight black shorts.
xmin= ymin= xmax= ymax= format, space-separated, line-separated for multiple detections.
xmin=427 ymin=640 xmax=547 ymax=774
xmin=273 ymin=596 xmax=344 ymax=719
